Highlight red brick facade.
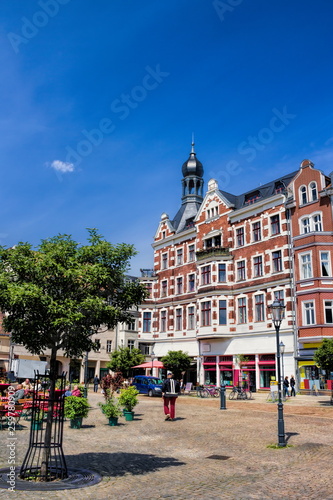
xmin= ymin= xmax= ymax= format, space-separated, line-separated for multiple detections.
xmin=139 ymin=154 xmax=333 ymax=390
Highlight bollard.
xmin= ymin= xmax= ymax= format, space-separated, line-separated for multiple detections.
xmin=220 ymin=385 xmax=226 ymax=410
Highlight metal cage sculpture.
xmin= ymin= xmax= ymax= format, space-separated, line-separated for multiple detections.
xmin=20 ymin=372 xmax=67 ymax=481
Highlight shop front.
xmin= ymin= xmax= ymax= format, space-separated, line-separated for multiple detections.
xmin=203 ymin=356 xmax=217 ymax=385
xmin=219 ymin=355 xmax=233 ymax=386
xmin=258 ymin=354 xmax=276 ymax=390
xmin=298 ymin=360 xmax=323 ymax=390
xmin=203 ymin=353 xmax=278 ymax=390
xmin=238 ymin=355 xmax=256 ymax=391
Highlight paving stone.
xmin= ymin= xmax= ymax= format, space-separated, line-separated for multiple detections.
xmin=0 ymin=391 xmax=332 ymax=499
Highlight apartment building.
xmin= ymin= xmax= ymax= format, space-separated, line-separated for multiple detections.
xmin=138 ymin=147 xmax=333 ymax=390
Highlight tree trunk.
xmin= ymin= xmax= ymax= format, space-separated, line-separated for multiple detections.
xmin=40 ymin=347 xmax=57 ymax=480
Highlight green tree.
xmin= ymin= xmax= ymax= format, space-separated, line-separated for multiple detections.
xmin=314 ymin=339 xmax=333 ymax=377
xmin=107 ymin=346 xmax=144 ymax=378
xmin=0 ymin=229 xmax=147 ymax=480
xmin=161 ymin=350 xmax=191 ymax=380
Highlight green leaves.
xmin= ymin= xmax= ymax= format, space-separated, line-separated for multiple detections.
xmin=0 ymin=231 xmax=147 ymax=359
xmin=107 ymin=347 xmax=145 ymax=378
xmin=161 ymin=351 xmax=191 ymax=380
xmin=314 ymin=338 xmax=333 ymax=374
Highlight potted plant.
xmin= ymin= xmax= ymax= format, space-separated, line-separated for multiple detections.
xmin=118 ymin=386 xmax=139 ymax=421
xmin=98 ymin=396 xmax=122 ymax=426
xmin=32 ymin=409 xmax=44 ymax=430
xmin=64 ymin=396 xmax=90 ymax=429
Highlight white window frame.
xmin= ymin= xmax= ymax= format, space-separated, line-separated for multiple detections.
xmin=128 ymin=339 xmax=135 ymax=351
xmin=175 ymin=307 xmax=182 ymax=331
xmin=187 ymin=306 xmax=195 ymax=330
xmin=188 ymin=244 xmax=195 ymax=262
xmin=313 ymin=213 xmax=322 ymax=232
xmin=309 ymin=181 xmax=318 ymax=202
xmin=236 ymin=259 xmax=246 ymax=281
xmin=237 ymin=296 xmax=247 ymax=324
xmin=176 ymin=276 xmax=183 ymax=295
xmin=300 ymin=212 xmax=323 ymax=234
xmin=162 ymin=252 xmax=168 ymax=270
xmin=218 ymin=299 xmax=227 ymax=325
xmin=299 ymin=252 xmax=312 ymax=279
xmin=236 ymin=226 xmax=245 ymax=247
xmin=272 ymin=249 xmax=282 ymax=273
xmin=302 ymin=300 xmax=315 ymax=325
xmin=254 ymin=293 xmax=265 ymax=322
xmin=160 ymin=310 xmax=167 ymax=332
xmin=176 ymin=248 xmax=183 ymax=266
xmin=270 ymin=213 xmax=280 ymax=236
xmin=161 ymin=280 xmax=168 ymax=298
xmin=253 ymin=254 xmax=263 ymax=278
xmin=324 ymin=300 xmax=333 ymax=324
xmin=252 ymin=220 xmax=261 ymax=242
xmin=320 ymin=251 xmax=331 ymax=277
xmin=301 ymin=217 xmax=310 ymax=234
xmin=218 ymin=263 xmax=226 ymax=282
xmin=300 ymin=185 xmax=307 ymax=205
xmin=106 ymin=340 xmax=112 ymax=353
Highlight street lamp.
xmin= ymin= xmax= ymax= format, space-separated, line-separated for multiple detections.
xmin=269 ymin=300 xmax=286 ymax=447
xmin=151 ymin=350 xmax=155 ymax=377
xmin=280 ymin=341 xmax=285 ymax=387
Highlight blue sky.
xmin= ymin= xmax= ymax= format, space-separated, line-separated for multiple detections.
xmin=1 ymin=1 xmax=333 ymax=274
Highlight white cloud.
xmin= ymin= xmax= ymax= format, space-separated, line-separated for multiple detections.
xmin=50 ymin=160 xmax=75 ymax=173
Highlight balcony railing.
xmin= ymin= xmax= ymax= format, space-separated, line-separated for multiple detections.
xmin=196 ymin=247 xmax=231 ymax=260
xmin=140 ymin=269 xmax=156 ymax=278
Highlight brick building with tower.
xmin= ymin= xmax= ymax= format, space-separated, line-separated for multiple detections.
xmin=138 ymin=146 xmax=333 ymax=391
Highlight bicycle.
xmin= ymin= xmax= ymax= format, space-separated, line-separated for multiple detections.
xmin=228 ymin=386 xmax=252 ymax=400
xmin=198 ymin=386 xmax=221 ymax=398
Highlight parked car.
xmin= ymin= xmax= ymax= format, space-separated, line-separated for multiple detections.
xmin=132 ymin=375 xmax=163 ymax=397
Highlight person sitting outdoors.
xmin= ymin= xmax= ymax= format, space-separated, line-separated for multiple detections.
xmin=13 ymin=384 xmax=25 ymax=402
xmin=63 ymin=385 xmax=72 ymax=397
xmin=22 ymin=378 xmax=31 ymax=391
xmin=71 ymin=385 xmax=82 ymax=397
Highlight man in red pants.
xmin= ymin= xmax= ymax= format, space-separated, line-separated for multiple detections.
xmin=162 ymin=372 xmax=180 ymax=421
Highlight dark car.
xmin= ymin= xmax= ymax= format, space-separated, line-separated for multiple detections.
xmin=132 ymin=375 xmax=163 ymax=397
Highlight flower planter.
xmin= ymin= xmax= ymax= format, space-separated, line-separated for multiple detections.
xmin=123 ymin=410 xmax=134 ymax=421
xmin=108 ymin=417 xmax=119 ymax=426
xmin=70 ymin=417 xmax=83 ymax=429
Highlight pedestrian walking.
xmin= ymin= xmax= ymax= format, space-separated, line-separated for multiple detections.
xmin=283 ymin=376 xmax=290 ymax=397
xmin=93 ymin=374 xmax=100 ymax=393
xmin=290 ymin=375 xmax=296 ymax=397
xmin=162 ymin=372 xmax=180 ymax=421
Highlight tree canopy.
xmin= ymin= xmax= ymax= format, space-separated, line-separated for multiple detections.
xmin=314 ymin=339 xmax=333 ymax=376
xmin=0 ymin=229 xmax=147 ymax=359
xmin=161 ymin=350 xmax=191 ymax=380
xmin=0 ymin=229 xmax=147 ymax=480
xmin=107 ymin=346 xmax=145 ymax=378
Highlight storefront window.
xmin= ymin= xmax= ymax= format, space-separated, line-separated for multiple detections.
xmin=299 ymin=364 xmax=320 ymax=389
xmin=259 ymin=366 xmax=276 ymax=388
xmin=204 ymin=370 xmax=216 ymax=385
xmin=220 ymin=370 xmax=233 ymax=386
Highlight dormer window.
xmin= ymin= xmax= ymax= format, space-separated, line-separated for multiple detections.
xmin=274 ymin=181 xmax=284 ymax=194
xmin=185 ymin=217 xmax=195 ymax=229
xmin=244 ymin=190 xmax=260 ymax=205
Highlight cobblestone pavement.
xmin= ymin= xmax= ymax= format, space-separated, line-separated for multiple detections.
xmin=0 ymin=391 xmax=333 ymax=500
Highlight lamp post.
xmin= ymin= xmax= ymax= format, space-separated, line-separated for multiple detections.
xmin=269 ymin=300 xmax=286 ymax=447
xmin=84 ymin=350 xmax=89 ymax=398
xmin=280 ymin=341 xmax=285 ymax=388
xmin=151 ymin=350 xmax=155 ymax=377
